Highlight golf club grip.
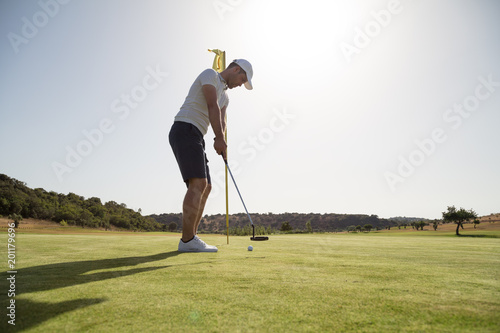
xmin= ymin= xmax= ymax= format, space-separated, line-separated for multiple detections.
xmin=223 ymin=158 xmax=254 ymax=226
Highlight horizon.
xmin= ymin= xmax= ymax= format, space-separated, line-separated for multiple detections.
xmin=1 ymin=0 xmax=499 ymax=221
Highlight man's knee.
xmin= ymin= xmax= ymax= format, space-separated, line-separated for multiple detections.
xmin=188 ymin=178 xmax=208 ymax=193
xmin=204 ymin=183 xmax=212 ymax=195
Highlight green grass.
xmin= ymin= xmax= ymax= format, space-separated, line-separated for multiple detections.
xmin=1 ymin=231 xmax=500 ymax=332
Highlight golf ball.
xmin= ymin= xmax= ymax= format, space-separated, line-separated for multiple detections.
xmin=248 ymin=245 xmax=253 ymax=251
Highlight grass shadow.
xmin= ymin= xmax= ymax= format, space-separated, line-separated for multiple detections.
xmin=15 ymin=251 xmax=180 ymax=294
xmin=1 ymin=251 xmax=180 ymax=331
xmin=1 ymin=298 xmax=106 ymax=332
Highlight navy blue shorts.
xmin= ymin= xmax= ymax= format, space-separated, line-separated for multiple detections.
xmin=169 ymin=121 xmax=211 ymax=186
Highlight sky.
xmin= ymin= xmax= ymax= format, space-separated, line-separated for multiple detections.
xmin=1 ymin=0 xmax=499 ymax=220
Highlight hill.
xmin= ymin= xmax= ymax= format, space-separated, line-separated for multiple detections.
xmin=0 ymin=173 xmax=162 ymax=231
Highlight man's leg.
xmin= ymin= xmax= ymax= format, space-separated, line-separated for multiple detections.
xmin=181 ymin=178 xmax=208 ymax=242
xmin=193 ymin=184 xmax=211 ymax=235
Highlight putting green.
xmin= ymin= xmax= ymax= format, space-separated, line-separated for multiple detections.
xmin=2 ymin=231 xmax=499 ymax=332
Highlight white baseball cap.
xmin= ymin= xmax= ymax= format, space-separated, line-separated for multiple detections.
xmin=233 ymin=59 xmax=253 ymax=90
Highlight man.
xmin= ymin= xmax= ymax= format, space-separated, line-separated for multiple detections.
xmin=169 ymin=59 xmax=253 ymax=252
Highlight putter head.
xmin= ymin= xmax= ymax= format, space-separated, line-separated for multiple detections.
xmin=250 ymin=236 xmax=269 ymax=241
xmin=251 ymin=225 xmax=269 ymax=241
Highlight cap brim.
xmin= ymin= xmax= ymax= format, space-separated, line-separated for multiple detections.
xmin=244 ymin=80 xmax=253 ymax=90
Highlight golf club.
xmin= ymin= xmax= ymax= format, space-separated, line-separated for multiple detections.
xmin=223 ymin=157 xmax=269 ymax=241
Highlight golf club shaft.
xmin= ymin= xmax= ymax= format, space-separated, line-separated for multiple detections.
xmin=223 ymin=159 xmax=254 ymax=226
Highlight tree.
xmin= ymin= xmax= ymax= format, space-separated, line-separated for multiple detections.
xmin=417 ymin=221 xmax=426 ymax=231
xmin=305 ymin=220 xmax=312 ymax=233
xmin=364 ymin=224 xmax=373 ymax=232
xmin=78 ymin=209 xmax=93 ymax=228
xmin=442 ymin=206 xmax=477 ymax=236
xmin=280 ymin=221 xmax=292 ymax=232
xmin=55 ymin=204 xmax=79 ymax=224
xmin=433 ymin=220 xmax=439 ymax=231
xmin=8 ymin=213 xmax=23 ymax=228
xmin=101 ymin=216 xmax=110 ymax=231
xmin=473 ymin=219 xmax=480 ymax=229
xmin=168 ymin=222 xmax=177 ymax=232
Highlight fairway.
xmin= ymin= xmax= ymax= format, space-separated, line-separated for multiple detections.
xmin=2 ymin=231 xmax=500 ymax=332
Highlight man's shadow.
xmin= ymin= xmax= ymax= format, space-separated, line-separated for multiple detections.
xmin=2 ymin=251 xmax=180 ymax=331
xmin=18 ymin=251 xmax=180 ymax=294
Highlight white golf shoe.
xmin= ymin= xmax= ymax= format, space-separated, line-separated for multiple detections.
xmin=178 ymin=235 xmax=218 ymax=252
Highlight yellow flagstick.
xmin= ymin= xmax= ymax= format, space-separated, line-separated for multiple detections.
xmin=208 ymin=49 xmax=229 ymax=244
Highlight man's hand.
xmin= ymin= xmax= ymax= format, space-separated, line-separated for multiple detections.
xmin=214 ymin=136 xmax=227 ymax=159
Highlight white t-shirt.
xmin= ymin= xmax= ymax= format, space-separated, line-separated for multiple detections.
xmin=175 ymin=69 xmax=229 ymax=135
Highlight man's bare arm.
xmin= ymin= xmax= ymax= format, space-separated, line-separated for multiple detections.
xmin=221 ymin=105 xmax=227 ymax=135
xmin=202 ymin=84 xmax=227 ymax=157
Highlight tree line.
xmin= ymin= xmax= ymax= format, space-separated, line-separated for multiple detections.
xmin=3 ymin=173 xmax=480 ymax=235
xmin=150 ymin=212 xmax=432 ymax=234
xmin=0 ymin=174 xmax=162 ymax=231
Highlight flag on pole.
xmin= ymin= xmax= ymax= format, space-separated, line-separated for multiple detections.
xmin=208 ymin=49 xmax=226 ymax=73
